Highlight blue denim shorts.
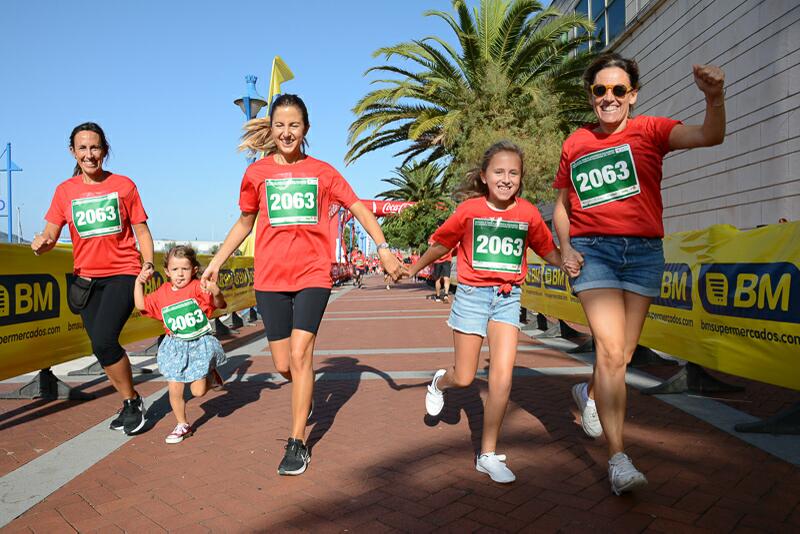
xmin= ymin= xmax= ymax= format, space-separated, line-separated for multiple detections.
xmin=447 ymin=284 xmax=522 ymax=337
xmin=569 ymin=236 xmax=664 ymax=297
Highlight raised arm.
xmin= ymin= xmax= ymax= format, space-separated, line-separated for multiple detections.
xmin=669 ymin=64 xmax=726 ymax=150
xmin=202 ymin=212 xmax=257 ymax=284
xmin=348 ymin=201 xmax=405 ymax=280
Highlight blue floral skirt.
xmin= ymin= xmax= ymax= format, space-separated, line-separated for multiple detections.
xmin=156 ymin=334 xmax=226 ymax=383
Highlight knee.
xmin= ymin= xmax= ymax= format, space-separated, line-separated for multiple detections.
xmin=289 ymin=348 xmax=312 ymax=370
xmin=190 ymin=381 xmax=208 ymax=397
xmin=595 ymin=344 xmax=626 ymax=374
xmin=451 ymin=372 xmax=474 ymax=388
xmin=94 ymin=341 xmax=126 ymax=367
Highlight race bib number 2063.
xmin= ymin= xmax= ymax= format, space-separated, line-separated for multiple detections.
xmin=265 ymin=177 xmax=319 ymax=226
xmin=472 ymin=218 xmax=528 ymax=274
xmin=70 ymin=192 xmax=122 ymax=239
xmin=570 ymin=144 xmax=640 ymax=209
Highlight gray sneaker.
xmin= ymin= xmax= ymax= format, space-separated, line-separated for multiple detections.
xmin=608 ymin=452 xmax=648 ymax=495
xmin=572 ymin=382 xmax=602 ymax=438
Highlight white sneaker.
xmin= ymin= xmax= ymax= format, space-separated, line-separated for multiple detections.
xmin=476 ymin=452 xmax=515 ymax=483
xmin=572 ymin=382 xmax=603 ymax=438
xmin=608 ymin=452 xmax=648 ymax=495
xmin=425 ymin=369 xmax=446 ymax=416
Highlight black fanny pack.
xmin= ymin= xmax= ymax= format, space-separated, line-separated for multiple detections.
xmin=67 ymin=276 xmax=95 ymax=314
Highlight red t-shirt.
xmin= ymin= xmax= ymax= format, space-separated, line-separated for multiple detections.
xmin=432 ymin=197 xmax=556 ymax=287
xmin=350 ymin=251 xmax=365 ymax=267
xmin=45 ymin=174 xmax=148 ymax=278
xmin=428 ymin=237 xmax=453 ymax=264
xmin=553 ymin=115 xmax=680 ymax=238
xmin=239 ymin=155 xmax=359 ymax=291
xmin=142 ymin=279 xmax=216 ymax=336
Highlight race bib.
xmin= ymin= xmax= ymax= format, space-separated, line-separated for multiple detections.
xmin=161 ymin=298 xmax=211 ymax=340
xmin=265 ymin=177 xmax=318 ymax=226
xmin=570 ymin=144 xmax=640 ymax=209
xmin=70 ymin=192 xmax=122 ymax=239
xmin=472 ymin=218 xmax=528 ymax=274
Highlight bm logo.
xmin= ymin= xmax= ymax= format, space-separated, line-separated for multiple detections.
xmin=0 ymin=275 xmax=60 ymax=326
xmin=654 ymin=263 xmax=692 ymax=310
xmin=698 ymin=263 xmax=799 ymax=323
xmin=525 ymin=264 xmax=543 ymax=287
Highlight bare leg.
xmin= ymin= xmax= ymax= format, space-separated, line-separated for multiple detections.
xmin=437 ymin=330 xmax=482 ymax=391
xmin=481 ymin=321 xmax=517 ymax=454
xmin=443 ymin=276 xmax=451 ymax=296
xmin=190 ymin=376 xmax=210 ymax=398
xmin=579 ymin=289 xmax=652 ymax=457
xmin=435 ymin=278 xmax=442 ymax=297
xmin=103 ymin=355 xmax=136 ymax=399
xmin=269 ymin=338 xmax=293 ymax=381
xmin=289 ymin=329 xmax=317 ymax=440
xmin=168 ymin=381 xmax=187 ymax=425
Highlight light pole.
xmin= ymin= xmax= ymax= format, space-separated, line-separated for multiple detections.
xmin=233 ymin=75 xmax=268 ymax=164
xmin=0 ymin=143 xmax=22 ymax=243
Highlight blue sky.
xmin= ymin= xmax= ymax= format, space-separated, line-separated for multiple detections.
xmin=1 ymin=0 xmax=487 ymax=242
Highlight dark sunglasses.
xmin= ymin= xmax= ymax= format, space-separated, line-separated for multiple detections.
xmin=590 ymin=84 xmax=634 ymax=98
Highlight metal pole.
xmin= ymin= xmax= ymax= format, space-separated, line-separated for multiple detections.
xmin=6 ymin=143 xmax=11 ymax=243
xmin=243 ymin=96 xmax=256 ymax=165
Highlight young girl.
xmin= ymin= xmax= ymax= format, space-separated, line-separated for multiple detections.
xmin=134 ymin=245 xmax=226 ymax=444
xmin=407 ymin=141 xmax=563 ymax=483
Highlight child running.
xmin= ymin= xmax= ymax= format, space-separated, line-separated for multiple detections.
xmin=134 ymin=245 xmax=226 ymax=444
xmin=406 ymin=141 xmax=563 ymax=483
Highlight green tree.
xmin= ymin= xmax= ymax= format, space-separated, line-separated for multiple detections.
xmin=347 ymin=0 xmax=594 ymax=202
xmin=378 ymin=161 xmax=449 ymax=201
xmin=382 ymin=198 xmax=455 ymax=249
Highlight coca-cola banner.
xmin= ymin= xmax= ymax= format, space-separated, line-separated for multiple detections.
xmin=364 ymin=199 xmax=415 ymax=216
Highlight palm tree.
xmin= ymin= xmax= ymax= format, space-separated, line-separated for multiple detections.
xmin=377 ymin=161 xmax=448 ymax=201
xmin=346 ymin=0 xmax=594 ymax=166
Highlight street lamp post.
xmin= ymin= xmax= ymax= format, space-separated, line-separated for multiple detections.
xmin=233 ymin=75 xmax=268 ymax=164
xmin=0 ymin=143 xmax=23 ymax=243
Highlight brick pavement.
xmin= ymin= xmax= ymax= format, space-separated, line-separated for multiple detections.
xmin=2 ymin=277 xmax=799 ymax=532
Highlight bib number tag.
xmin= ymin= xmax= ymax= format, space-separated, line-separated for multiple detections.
xmin=472 ymin=218 xmax=528 ymax=274
xmin=161 ymin=298 xmax=211 ymax=340
xmin=70 ymin=192 xmax=122 ymax=238
xmin=570 ymin=144 xmax=640 ymax=209
xmin=265 ymin=178 xmax=319 ymax=226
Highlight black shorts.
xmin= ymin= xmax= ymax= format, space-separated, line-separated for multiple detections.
xmin=255 ymin=288 xmax=332 ymax=341
xmin=79 ymin=275 xmax=136 ymax=367
xmin=433 ymin=262 xmax=452 ymax=279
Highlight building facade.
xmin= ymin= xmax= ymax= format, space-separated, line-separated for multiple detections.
xmin=552 ymin=0 xmax=799 ymax=231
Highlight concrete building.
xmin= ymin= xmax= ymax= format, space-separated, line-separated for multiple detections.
xmin=552 ymin=0 xmax=799 ymax=231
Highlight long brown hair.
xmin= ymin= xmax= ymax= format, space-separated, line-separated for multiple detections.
xmin=460 ymin=141 xmax=525 ymax=199
xmin=238 ymin=94 xmax=310 ymax=157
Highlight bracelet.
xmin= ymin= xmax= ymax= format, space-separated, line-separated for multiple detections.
xmin=143 ymin=261 xmax=155 ymax=269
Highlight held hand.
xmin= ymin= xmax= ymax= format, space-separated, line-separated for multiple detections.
xmin=136 ymin=271 xmax=149 ymax=284
xmin=139 ymin=262 xmax=155 ymax=282
xmin=200 ymin=279 xmax=220 ymax=295
xmin=201 ymin=263 xmax=220 ymax=286
xmin=561 ymin=247 xmax=584 ymax=278
xmin=31 ymin=234 xmax=54 ymax=256
xmin=693 ymin=64 xmax=725 ymax=99
xmin=379 ymin=249 xmax=404 ymax=281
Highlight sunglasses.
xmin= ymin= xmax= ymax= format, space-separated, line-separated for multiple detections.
xmin=590 ymin=84 xmax=634 ymax=98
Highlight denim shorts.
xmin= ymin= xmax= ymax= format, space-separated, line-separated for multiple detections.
xmin=447 ymin=284 xmax=522 ymax=337
xmin=569 ymin=236 xmax=664 ymax=297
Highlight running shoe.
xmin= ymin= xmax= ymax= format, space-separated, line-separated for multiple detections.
xmin=165 ymin=423 xmax=193 ymax=444
xmin=425 ymin=369 xmax=447 ymax=416
xmin=109 ymin=406 xmax=125 ymax=431
xmin=442 ymin=295 xmax=450 ymax=303
xmin=278 ymin=438 xmax=310 ymax=476
xmin=571 ymin=382 xmax=603 ymax=438
xmin=608 ymin=452 xmax=648 ymax=495
xmin=476 ymin=453 xmax=515 ymax=483
xmin=433 ymin=294 xmax=442 ymax=302
xmin=122 ymin=394 xmax=147 ymax=435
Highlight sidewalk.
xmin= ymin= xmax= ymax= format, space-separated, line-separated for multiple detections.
xmin=1 ymin=277 xmax=799 ymax=532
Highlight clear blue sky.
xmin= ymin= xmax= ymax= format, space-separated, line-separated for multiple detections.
xmin=1 ymin=0 xmax=487 ymax=242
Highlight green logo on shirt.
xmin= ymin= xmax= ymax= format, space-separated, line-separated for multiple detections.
xmin=265 ymin=177 xmax=319 ymax=226
xmin=570 ymin=144 xmax=640 ymax=209
xmin=472 ymin=218 xmax=528 ymax=273
xmin=70 ymin=192 xmax=122 ymax=238
xmin=161 ymin=298 xmax=210 ymax=340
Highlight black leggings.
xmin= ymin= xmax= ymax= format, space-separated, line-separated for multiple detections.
xmin=256 ymin=288 xmax=331 ymax=341
xmin=79 ymin=275 xmax=135 ymax=367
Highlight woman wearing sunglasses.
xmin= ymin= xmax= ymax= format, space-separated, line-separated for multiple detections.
xmin=553 ymin=53 xmax=725 ymax=495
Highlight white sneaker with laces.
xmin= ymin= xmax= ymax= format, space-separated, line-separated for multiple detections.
xmin=425 ymin=369 xmax=447 ymax=416
xmin=165 ymin=423 xmax=193 ymax=444
xmin=608 ymin=452 xmax=648 ymax=495
xmin=572 ymin=382 xmax=603 ymax=438
xmin=476 ymin=452 xmax=515 ymax=483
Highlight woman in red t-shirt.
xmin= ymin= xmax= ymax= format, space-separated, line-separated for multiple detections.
xmin=31 ymin=122 xmax=155 ymax=436
xmin=203 ymin=94 xmax=405 ymax=476
xmin=553 ymin=53 xmax=726 ymax=495
xmin=407 ymin=141 xmax=562 ymax=484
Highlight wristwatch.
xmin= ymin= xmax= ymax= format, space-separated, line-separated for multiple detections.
xmin=377 ymin=243 xmax=390 ymax=251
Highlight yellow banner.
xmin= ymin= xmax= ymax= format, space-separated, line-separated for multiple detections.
xmin=0 ymin=244 xmax=255 ymax=380
xmin=522 ymin=223 xmax=800 ymax=390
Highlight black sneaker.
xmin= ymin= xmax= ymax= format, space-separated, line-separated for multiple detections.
xmin=109 ymin=407 xmax=125 ymax=431
xmin=278 ymin=438 xmax=310 ymax=476
xmin=122 ymin=394 xmax=147 ymax=435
